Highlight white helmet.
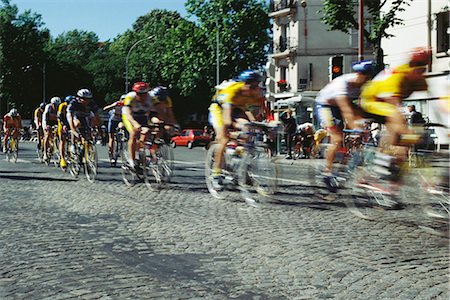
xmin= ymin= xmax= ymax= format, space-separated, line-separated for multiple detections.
xmin=77 ymin=88 xmax=93 ymax=99
xmin=9 ymin=108 xmax=18 ymax=117
xmin=120 ymin=94 xmax=126 ymax=100
xmin=50 ymin=96 xmax=61 ymax=105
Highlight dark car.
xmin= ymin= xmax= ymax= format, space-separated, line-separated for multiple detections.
xmin=170 ymin=129 xmax=212 ymax=149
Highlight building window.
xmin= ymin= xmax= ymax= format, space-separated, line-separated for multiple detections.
xmin=280 ymin=66 xmax=288 ymax=80
xmin=436 ymin=11 xmax=449 ymax=53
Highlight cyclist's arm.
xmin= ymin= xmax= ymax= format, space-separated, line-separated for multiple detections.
xmin=335 ymin=95 xmax=356 ymax=129
xmin=17 ymin=117 xmax=22 ymax=129
xmin=43 ymin=106 xmax=50 ymax=125
xmin=244 ymin=109 xmax=256 ymax=122
xmin=66 ymin=110 xmax=77 ymax=133
xmin=103 ymin=101 xmax=117 ymax=111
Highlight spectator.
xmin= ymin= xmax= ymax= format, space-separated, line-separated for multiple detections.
xmin=408 ymin=105 xmax=425 ymax=125
xmin=280 ymin=110 xmax=296 ymax=159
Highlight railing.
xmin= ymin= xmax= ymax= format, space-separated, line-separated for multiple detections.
xmin=274 ymin=37 xmax=298 ymax=53
xmin=269 ymin=0 xmax=297 ymax=12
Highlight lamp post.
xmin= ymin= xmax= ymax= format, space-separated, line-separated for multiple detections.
xmin=215 ymin=18 xmax=220 ymax=85
xmin=125 ymin=36 xmax=154 ymax=93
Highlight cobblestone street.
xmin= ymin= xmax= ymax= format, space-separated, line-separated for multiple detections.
xmin=0 ymin=142 xmax=448 ymax=299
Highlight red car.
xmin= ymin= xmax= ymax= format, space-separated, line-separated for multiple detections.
xmin=170 ymin=129 xmax=212 ymax=149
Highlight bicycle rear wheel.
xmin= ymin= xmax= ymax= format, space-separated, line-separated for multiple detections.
xmin=416 ymin=160 xmax=449 ymax=236
xmin=68 ymin=143 xmax=81 ymax=178
xmin=84 ymin=142 xmax=98 ymax=183
xmin=156 ymin=142 xmax=173 ymax=183
xmin=205 ymin=143 xmax=238 ymax=200
xmin=121 ymin=147 xmax=137 ymax=186
xmin=239 ymin=147 xmax=278 ymax=207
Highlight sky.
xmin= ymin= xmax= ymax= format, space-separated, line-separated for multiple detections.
xmin=12 ymin=0 xmax=190 ymax=41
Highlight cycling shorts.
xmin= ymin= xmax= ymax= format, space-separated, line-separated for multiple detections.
xmin=122 ymin=114 xmax=149 ymax=134
xmin=208 ymin=103 xmax=223 ymax=128
xmin=315 ymin=104 xmax=344 ymax=131
xmin=108 ymin=117 xmax=121 ymax=134
xmin=360 ymin=99 xmax=392 ymax=124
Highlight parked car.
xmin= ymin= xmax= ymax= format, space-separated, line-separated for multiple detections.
xmin=170 ymin=129 xmax=212 ymax=149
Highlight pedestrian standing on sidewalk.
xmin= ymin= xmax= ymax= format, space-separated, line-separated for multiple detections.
xmin=280 ymin=110 xmax=296 ymax=159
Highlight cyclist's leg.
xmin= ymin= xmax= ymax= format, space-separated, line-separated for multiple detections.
xmin=209 ymin=104 xmax=226 ymax=178
xmin=58 ymin=122 xmax=67 ymax=167
xmin=122 ymin=114 xmax=139 ymax=166
xmin=3 ymin=128 xmax=10 ymax=152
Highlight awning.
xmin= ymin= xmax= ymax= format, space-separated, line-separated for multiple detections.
xmin=274 ymin=96 xmax=302 ymax=108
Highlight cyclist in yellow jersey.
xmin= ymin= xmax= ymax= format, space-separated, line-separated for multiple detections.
xmin=208 ymin=70 xmax=265 ymax=188
xmin=57 ymin=96 xmax=74 ymax=168
xmin=122 ymin=81 xmax=157 ymax=169
xmin=34 ymin=103 xmax=45 ymax=151
xmin=360 ymin=47 xmax=431 ymax=157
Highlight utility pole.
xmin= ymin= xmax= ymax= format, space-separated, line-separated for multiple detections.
xmin=358 ymin=0 xmax=364 ymax=61
xmin=215 ymin=18 xmax=220 ymax=85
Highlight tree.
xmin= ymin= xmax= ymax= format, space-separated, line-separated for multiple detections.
xmin=0 ymin=0 xmax=49 ymax=116
xmin=320 ymin=0 xmax=414 ymax=70
xmin=185 ymin=0 xmax=271 ymax=79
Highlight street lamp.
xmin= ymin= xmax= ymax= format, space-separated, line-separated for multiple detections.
xmin=215 ymin=18 xmax=220 ymax=85
xmin=125 ymin=36 xmax=154 ymax=93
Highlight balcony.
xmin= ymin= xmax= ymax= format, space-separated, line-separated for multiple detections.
xmin=271 ymin=37 xmax=298 ymax=59
xmin=269 ymin=0 xmax=297 ymax=18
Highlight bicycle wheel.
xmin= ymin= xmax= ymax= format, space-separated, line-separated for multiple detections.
xmin=11 ymin=139 xmax=18 ymax=163
xmin=156 ymin=141 xmax=173 ymax=183
xmin=68 ymin=143 xmax=81 ymax=178
xmin=121 ymin=147 xmax=137 ymax=186
xmin=205 ymin=143 xmax=238 ymax=200
xmin=37 ymin=141 xmax=44 ymax=162
xmin=343 ymin=150 xmax=400 ymax=221
xmin=239 ymin=147 xmax=278 ymax=207
xmin=84 ymin=142 xmax=98 ymax=183
xmin=416 ymin=160 xmax=449 ymax=236
xmin=52 ymin=136 xmax=61 ymax=167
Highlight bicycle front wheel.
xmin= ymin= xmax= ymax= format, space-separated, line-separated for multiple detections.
xmin=239 ymin=147 xmax=278 ymax=207
xmin=84 ymin=143 xmax=98 ymax=183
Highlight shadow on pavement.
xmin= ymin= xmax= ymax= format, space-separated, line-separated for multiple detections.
xmin=0 ymin=174 xmax=76 ymax=182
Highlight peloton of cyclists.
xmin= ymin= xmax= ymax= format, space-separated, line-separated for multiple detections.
xmin=3 ymin=108 xmax=22 ymax=153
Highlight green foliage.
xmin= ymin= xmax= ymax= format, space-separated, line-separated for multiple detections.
xmin=185 ymin=0 xmax=271 ymax=77
xmin=0 ymin=0 xmax=49 ymax=116
xmin=0 ymin=0 xmax=271 ymax=124
xmin=321 ymin=0 xmax=413 ymax=66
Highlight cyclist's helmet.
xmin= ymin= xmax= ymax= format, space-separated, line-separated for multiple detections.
xmin=409 ymin=47 xmax=432 ymax=67
xmin=77 ymin=88 xmax=93 ymax=99
xmin=50 ymin=96 xmax=61 ymax=106
xmin=352 ymin=60 xmax=375 ymax=76
xmin=237 ymin=70 xmax=263 ymax=83
xmin=9 ymin=108 xmax=18 ymax=117
xmin=39 ymin=102 xmax=45 ymax=109
xmin=132 ymin=82 xmax=150 ymax=93
xmin=120 ymin=94 xmax=127 ymax=100
xmin=64 ymin=95 xmax=75 ymax=103
xmin=151 ymin=86 xmax=168 ymax=100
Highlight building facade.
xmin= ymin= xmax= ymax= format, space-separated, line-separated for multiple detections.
xmin=382 ymin=0 xmax=449 ymax=146
xmin=266 ymin=0 xmax=373 ymax=124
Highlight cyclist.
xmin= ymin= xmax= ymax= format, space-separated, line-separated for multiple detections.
xmin=314 ymin=60 xmax=374 ymax=191
xmin=150 ymin=86 xmax=179 ymax=142
xmin=208 ymin=70 xmax=266 ymax=188
xmin=359 ymin=47 xmax=432 ymax=177
xmin=42 ymin=97 xmax=61 ymax=161
xmin=3 ymin=108 xmax=22 ymax=153
xmin=67 ymin=89 xmax=100 ymax=153
xmin=103 ymin=94 xmax=126 ymax=161
xmin=122 ymin=82 xmax=157 ymax=170
xmin=34 ymin=102 xmax=45 ymax=152
xmin=57 ymin=95 xmax=75 ymax=168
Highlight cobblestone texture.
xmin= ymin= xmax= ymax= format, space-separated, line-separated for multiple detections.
xmin=0 ymin=143 xmax=448 ymax=299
